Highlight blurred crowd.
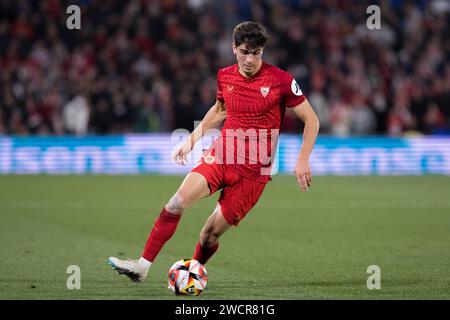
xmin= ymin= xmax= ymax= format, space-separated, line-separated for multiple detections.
xmin=0 ymin=0 xmax=449 ymax=136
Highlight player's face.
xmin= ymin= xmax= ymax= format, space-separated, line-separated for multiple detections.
xmin=233 ymin=43 xmax=263 ymax=77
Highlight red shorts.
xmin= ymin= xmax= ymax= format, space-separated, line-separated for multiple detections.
xmin=192 ymin=155 xmax=267 ymax=226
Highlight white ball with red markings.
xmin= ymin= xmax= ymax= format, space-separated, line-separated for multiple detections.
xmin=168 ymin=259 xmax=208 ymax=296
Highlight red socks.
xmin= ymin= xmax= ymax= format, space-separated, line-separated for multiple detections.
xmin=193 ymin=241 xmax=219 ymax=264
xmin=141 ymin=207 xmax=219 ymax=265
xmin=141 ymin=208 xmax=181 ymax=262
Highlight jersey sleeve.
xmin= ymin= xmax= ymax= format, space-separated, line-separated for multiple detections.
xmin=281 ymin=72 xmax=306 ymax=108
xmin=216 ymin=69 xmax=224 ymax=102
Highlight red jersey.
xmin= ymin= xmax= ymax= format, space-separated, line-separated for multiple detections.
xmin=211 ymin=62 xmax=306 ymax=183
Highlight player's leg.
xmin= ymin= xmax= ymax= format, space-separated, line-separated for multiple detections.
xmin=109 ymin=172 xmax=210 ymax=283
xmin=193 ymin=203 xmax=232 ymax=264
xmin=192 ymin=171 xmax=267 ymax=265
xmin=140 ymin=172 xmax=210 ymax=261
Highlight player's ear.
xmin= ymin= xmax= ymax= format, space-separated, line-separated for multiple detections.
xmin=232 ymin=43 xmax=237 ymax=55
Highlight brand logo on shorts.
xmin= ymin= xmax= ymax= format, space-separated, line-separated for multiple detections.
xmin=260 ymin=87 xmax=270 ymax=97
xmin=203 ymin=152 xmax=215 ymax=165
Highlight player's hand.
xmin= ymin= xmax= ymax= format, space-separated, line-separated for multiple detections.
xmin=294 ymin=159 xmax=312 ymax=192
xmin=173 ymin=142 xmax=193 ymax=166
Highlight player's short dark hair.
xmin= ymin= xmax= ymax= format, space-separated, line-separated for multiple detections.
xmin=233 ymin=21 xmax=268 ymax=50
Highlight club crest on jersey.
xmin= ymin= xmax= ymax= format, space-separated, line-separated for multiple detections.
xmin=260 ymin=87 xmax=270 ymax=97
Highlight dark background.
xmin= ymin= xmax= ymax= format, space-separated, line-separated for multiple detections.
xmin=0 ymin=0 xmax=449 ymax=136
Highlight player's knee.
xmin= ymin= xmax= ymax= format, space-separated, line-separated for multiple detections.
xmin=166 ymin=192 xmax=187 ymax=214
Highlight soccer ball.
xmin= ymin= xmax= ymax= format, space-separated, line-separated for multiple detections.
xmin=168 ymin=259 xmax=208 ymax=296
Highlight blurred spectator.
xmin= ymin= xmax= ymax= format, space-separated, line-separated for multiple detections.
xmin=387 ymin=91 xmax=415 ymax=136
xmin=424 ymin=102 xmax=447 ymax=134
xmin=63 ymin=95 xmax=90 ymax=135
xmin=0 ymin=0 xmax=448 ymax=136
xmin=349 ymin=93 xmax=377 ymax=135
xmin=330 ymin=97 xmax=352 ymax=136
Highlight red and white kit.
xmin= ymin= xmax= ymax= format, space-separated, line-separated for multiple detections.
xmin=193 ymin=62 xmax=306 ymax=225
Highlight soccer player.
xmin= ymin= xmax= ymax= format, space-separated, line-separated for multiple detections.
xmin=108 ymin=21 xmax=320 ymax=283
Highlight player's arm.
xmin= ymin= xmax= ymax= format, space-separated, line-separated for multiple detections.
xmin=173 ymin=99 xmax=226 ymax=165
xmin=291 ymin=99 xmax=320 ymax=192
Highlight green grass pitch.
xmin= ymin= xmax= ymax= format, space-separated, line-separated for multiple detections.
xmin=0 ymin=175 xmax=449 ymax=299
